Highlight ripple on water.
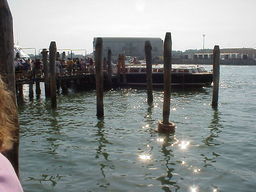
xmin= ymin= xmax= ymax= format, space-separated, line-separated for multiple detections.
xmin=19 ymin=66 xmax=256 ymax=192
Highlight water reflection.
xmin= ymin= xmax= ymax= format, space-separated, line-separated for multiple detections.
xmin=203 ymin=109 xmax=223 ymax=147
xmin=138 ymin=154 xmax=151 ymax=161
xmin=202 ymin=109 xmax=223 ymax=168
xmin=27 ymin=174 xmax=64 ymax=187
xmin=95 ymin=120 xmax=112 ymax=179
xmin=190 ymin=185 xmax=199 ymax=192
xmin=178 ymin=140 xmax=190 ymax=150
xmin=157 ymin=134 xmax=180 ymax=192
xmin=45 ymin=109 xmax=62 ymax=155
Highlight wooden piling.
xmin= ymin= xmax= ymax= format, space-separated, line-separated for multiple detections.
xmin=158 ymin=32 xmax=175 ymax=133
xmin=29 ymin=83 xmax=33 ymax=100
xmin=49 ymin=41 xmax=57 ymax=108
xmin=117 ymin=54 xmax=121 ymax=85
xmin=0 ymin=0 xmax=20 ymax=174
xmin=107 ymin=49 xmax=112 ymax=89
xmin=212 ymin=45 xmax=220 ymax=108
xmin=95 ymin=38 xmax=104 ymax=118
xmin=42 ymin=49 xmax=50 ymax=98
xmin=17 ymin=84 xmax=24 ymax=102
xmin=35 ymin=81 xmax=41 ymax=96
xmin=121 ymin=54 xmax=127 ymax=84
xmin=61 ymin=51 xmax=66 ymax=60
xmin=145 ymin=41 xmax=153 ymax=106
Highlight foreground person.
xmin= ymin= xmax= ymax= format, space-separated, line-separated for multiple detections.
xmin=0 ymin=76 xmax=23 ymax=192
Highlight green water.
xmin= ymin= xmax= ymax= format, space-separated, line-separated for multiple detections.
xmin=19 ymin=66 xmax=256 ymax=192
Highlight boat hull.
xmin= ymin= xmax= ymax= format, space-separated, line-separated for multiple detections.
xmin=119 ymin=72 xmax=213 ymax=88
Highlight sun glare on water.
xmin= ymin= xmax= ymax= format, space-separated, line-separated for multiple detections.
xmin=138 ymin=154 xmax=151 ymax=161
xmin=178 ymin=140 xmax=190 ymax=150
xmin=190 ymin=185 xmax=199 ymax=192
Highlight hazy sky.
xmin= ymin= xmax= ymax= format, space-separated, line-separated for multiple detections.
xmin=8 ymin=0 xmax=256 ymax=54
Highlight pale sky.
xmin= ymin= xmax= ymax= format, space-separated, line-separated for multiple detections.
xmin=8 ymin=0 xmax=256 ymax=54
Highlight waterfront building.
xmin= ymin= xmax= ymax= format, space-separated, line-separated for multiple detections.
xmin=93 ymin=37 xmax=163 ymax=60
xmin=186 ymin=48 xmax=256 ymax=60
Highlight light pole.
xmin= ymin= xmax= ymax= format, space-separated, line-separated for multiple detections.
xmin=202 ymin=34 xmax=206 ymax=51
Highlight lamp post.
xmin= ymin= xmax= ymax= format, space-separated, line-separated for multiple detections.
xmin=202 ymin=34 xmax=206 ymax=51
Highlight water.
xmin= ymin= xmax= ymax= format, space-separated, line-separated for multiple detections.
xmin=18 ymin=66 xmax=256 ymax=192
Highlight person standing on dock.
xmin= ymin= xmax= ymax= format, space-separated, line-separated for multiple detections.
xmin=66 ymin=58 xmax=74 ymax=75
xmin=55 ymin=58 xmax=61 ymax=77
xmin=0 ymin=77 xmax=24 ymax=192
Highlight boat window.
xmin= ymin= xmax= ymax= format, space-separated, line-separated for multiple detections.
xmin=153 ymin=69 xmax=158 ymax=72
xmin=158 ymin=68 xmax=163 ymax=72
xmin=141 ymin=68 xmax=146 ymax=72
xmin=198 ymin=67 xmax=206 ymax=72
xmin=130 ymin=68 xmax=139 ymax=72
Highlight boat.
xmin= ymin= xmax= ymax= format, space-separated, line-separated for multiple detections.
xmin=116 ymin=64 xmax=213 ymax=88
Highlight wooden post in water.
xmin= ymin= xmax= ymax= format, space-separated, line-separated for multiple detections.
xmin=95 ymin=38 xmax=104 ymax=118
xmin=121 ymin=54 xmax=126 ymax=84
xmin=35 ymin=79 xmax=41 ymax=96
xmin=49 ymin=42 xmax=57 ymax=108
xmin=0 ymin=0 xmax=20 ymax=174
xmin=145 ymin=41 xmax=153 ymax=106
xmin=29 ymin=82 xmax=33 ymax=100
xmin=158 ymin=32 xmax=175 ymax=133
xmin=107 ymin=49 xmax=112 ymax=89
xmin=17 ymin=84 xmax=24 ymax=102
xmin=117 ymin=54 xmax=121 ymax=85
xmin=212 ymin=45 xmax=220 ymax=108
xmin=42 ymin=49 xmax=50 ymax=98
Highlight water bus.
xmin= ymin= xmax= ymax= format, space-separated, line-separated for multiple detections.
xmin=117 ymin=63 xmax=213 ymax=88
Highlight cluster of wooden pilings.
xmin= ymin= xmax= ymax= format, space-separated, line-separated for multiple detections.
xmin=94 ymin=33 xmax=220 ymax=131
xmin=0 ymin=0 xmax=220 ymax=176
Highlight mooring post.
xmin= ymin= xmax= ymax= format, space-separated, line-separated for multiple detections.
xmin=35 ymin=80 xmax=41 ymax=96
xmin=95 ymin=38 xmax=104 ymax=118
xmin=145 ymin=41 xmax=153 ymax=106
xmin=158 ymin=32 xmax=175 ymax=133
xmin=42 ymin=49 xmax=50 ymax=98
xmin=117 ymin=54 xmax=121 ymax=85
xmin=121 ymin=54 xmax=127 ymax=84
xmin=0 ymin=0 xmax=20 ymax=174
xmin=107 ymin=49 xmax=112 ymax=89
xmin=29 ymin=82 xmax=33 ymax=100
xmin=49 ymin=41 xmax=57 ymax=108
xmin=212 ymin=45 xmax=220 ymax=108
xmin=17 ymin=84 xmax=24 ymax=102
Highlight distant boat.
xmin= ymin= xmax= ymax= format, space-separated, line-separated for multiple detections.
xmin=117 ymin=64 xmax=213 ymax=88
xmin=14 ymin=45 xmax=30 ymax=59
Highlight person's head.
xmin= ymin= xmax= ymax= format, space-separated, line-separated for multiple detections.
xmin=0 ymin=76 xmax=17 ymax=152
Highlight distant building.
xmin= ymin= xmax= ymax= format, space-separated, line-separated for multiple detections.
xmin=93 ymin=37 xmax=163 ymax=60
xmin=186 ymin=48 xmax=256 ymax=60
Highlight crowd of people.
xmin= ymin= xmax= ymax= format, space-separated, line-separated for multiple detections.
xmin=14 ymin=55 xmax=95 ymax=78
